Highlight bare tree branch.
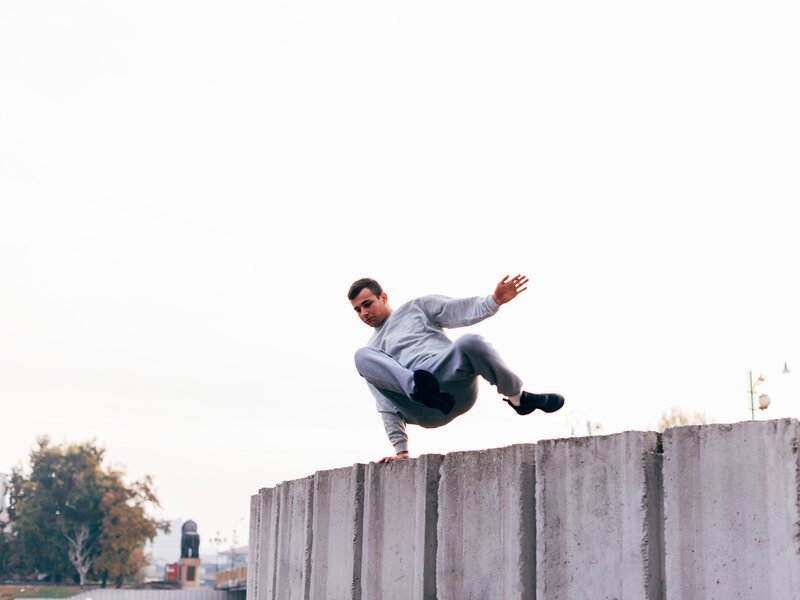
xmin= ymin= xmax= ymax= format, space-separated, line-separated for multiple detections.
xmin=64 ymin=525 xmax=94 ymax=586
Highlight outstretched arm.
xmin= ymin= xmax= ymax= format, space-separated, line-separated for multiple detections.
xmin=492 ymin=274 xmax=529 ymax=305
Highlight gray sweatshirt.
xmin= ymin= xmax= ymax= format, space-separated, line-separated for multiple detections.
xmin=366 ymin=294 xmax=501 ymax=453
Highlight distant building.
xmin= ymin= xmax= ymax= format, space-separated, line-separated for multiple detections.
xmin=214 ymin=546 xmax=248 ymax=591
xmin=218 ymin=546 xmax=248 ymax=571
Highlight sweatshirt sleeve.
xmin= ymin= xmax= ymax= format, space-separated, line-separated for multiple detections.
xmin=380 ymin=411 xmax=409 ymax=454
xmin=368 ymin=383 xmax=409 ymax=454
xmin=421 ymin=294 xmax=500 ymax=329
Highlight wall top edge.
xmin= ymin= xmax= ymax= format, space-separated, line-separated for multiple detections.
xmin=251 ymin=419 xmax=798 ymax=494
xmin=662 ymin=416 xmax=799 ymax=439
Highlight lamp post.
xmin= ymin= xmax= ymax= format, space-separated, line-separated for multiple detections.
xmin=748 ymin=371 xmax=768 ymax=420
xmin=210 ymin=531 xmax=226 ymax=574
xmin=748 ymin=363 xmax=790 ymax=420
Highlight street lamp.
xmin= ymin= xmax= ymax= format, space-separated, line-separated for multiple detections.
xmin=748 ymin=372 xmax=768 ymax=420
xmin=210 ymin=531 xmax=226 ymax=574
xmin=748 ymin=363 xmax=790 ymax=420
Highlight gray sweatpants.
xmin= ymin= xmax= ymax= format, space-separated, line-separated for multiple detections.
xmin=354 ymin=334 xmax=523 ymax=423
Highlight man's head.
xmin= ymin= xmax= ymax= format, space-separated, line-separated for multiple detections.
xmin=348 ymin=278 xmax=392 ymax=328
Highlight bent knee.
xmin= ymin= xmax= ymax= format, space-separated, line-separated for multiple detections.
xmin=454 ymin=333 xmax=488 ymax=352
xmin=354 ymin=347 xmax=371 ymax=368
xmin=354 ymin=347 xmax=380 ymax=375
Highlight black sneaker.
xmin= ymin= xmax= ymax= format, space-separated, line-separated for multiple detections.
xmin=505 ymin=392 xmax=565 ymax=416
xmin=411 ymin=370 xmax=455 ymax=415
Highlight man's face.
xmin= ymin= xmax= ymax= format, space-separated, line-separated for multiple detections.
xmin=350 ymin=288 xmax=391 ymax=328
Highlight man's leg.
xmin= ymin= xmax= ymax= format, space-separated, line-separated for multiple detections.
xmin=354 ymin=347 xmax=415 ymax=396
xmin=421 ymin=334 xmax=523 ymax=397
xmin=421 ymin=334 xmax=564 ymax=415
xmin=354 ymin=347 xmax=455 ymax=413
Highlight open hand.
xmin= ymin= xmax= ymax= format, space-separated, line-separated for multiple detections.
xmin=493 ymin=274 xmax=529 ymax=305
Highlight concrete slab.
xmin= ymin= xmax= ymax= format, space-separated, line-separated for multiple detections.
xmin=360 ymin=454 xmax=443 ymax=600
xmin=273 ymin=476 xmax=314 ymax=600
xmin=308 ymin=464 xmax=366 ymax=600
xmin=256 ymin=487 xmax=277 ymax=600
xmin=535 ymin=431 xmax=664 ymax=600
xmin=663 ymin=419 xmax=800 ymax=599
xmin=436 ymin=444 xmax=536 ymax=600
xmin=246 ymin=492 xmax=260 ymax=600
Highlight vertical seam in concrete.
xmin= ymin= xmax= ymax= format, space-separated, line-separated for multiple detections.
xmin=644 ymin=433 xmax=665 ymax=600
xmin=362 ymin=464 xmax=383 ymax=598
xmin=352 ymin=464 xmax=365 ymax=600
xmin=303 ymin=475 xmax=315 ymax=600
xmin=423 ymin=456 xmax=442 ymax=600
xmin=519 ymin=445 xmax=536 ymax=600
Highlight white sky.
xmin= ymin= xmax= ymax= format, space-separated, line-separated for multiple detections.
xmin=2 ymin=0 xmax=799 ymax=550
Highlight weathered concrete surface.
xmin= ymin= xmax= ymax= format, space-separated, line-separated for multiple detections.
xmin=246 ymin=491 xmax=260 ymax=600
xmin=255 ymin=487 xmax=278 ymax=600
xmin=436 ymin=444 xmax=536 ymax=600
xmin=273 ymin=476 xmax=314 ymax=600
xmin=663 ymin=419 xmax=800 ymax=600
xmin=308 ymin=464 xmax=365 ymax=600
xmin=535 ymin=431 xmax=664 ymax=600
xmin=360 ymin=453 xmax=443 ymax=600
xmin=247 ymin=419 xmax=800 ymax=598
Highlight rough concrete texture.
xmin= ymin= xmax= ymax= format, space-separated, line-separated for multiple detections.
xmin=247 ymin=419 xmax=800 ymax=598
xmin=436 ymin=444 xmax=536 ymax=600
xmin=535 ymin=430 xmax=664 ymax=600
xmin=663 ymin=419 xmax=800 ymax=600
xmin=255 ymin=487 xmax=277 ymax=600
xmin=360 ymin=453 xmax=443 ymax=600
xmin=273 ymin=477 xmax=314 ymax=600
xmin=246 ymin=492 xmax=260 ymax=600
xmin=308 ymin=464 xmax=365 ymax=600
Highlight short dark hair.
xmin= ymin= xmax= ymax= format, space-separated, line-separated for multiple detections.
xmin=348 ymin=278 xmax=383 ymax=301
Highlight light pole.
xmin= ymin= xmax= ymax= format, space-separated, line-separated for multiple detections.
xmin=748 ymin=363 xmax=790 ymax=420
xmin=748 ymin=371 xmax=768 ymax=420
xmin=210 ymin=531 xmax=226 ymax=574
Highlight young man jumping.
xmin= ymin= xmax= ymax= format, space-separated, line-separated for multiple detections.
xmin=348 ymin=275 xmax=565 ymax=462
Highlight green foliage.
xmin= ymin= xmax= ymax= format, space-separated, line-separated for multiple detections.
xmin=11 ymin=586 xmax=85 ymax=598
xmin=93 ymin=475 xmax=166 ymax=586
xmin=0 ymin=531 xmax=30 ymax=579
xmin=0 ymin=532 xmax=8 ymax=574
xmin=6 ymin=437 xmax=166 ymax=585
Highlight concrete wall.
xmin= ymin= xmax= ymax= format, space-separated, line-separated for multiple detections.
xmin=24 ymin=591 xmax=241 ymax=600
xmin=248 ymin=419 xmax=800 ymax=599
xmin=663 ymin=419 xmax=800 ymax=600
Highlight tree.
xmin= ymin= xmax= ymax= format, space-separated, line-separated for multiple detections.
xmin=7 ymin=437 xmax=166 ymax=585
xmin=657 ymin=407 xmax=710 ymax=432
xmin=8 ymin=438 xmax=104 ymax=582
xmin=93 ymin=474 xmax=166 ymax=587
xmin=0 ymin=531 xmax=9 ymax=575
xmin=0 ymin=529 xmax=30 ymax=579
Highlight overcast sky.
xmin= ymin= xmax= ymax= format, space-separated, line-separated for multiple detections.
xmin=2 ymin=0 xmax=799 ymax=552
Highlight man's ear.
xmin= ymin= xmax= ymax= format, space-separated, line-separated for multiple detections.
xmin=381 ymin=292 xmax=388 ymax=303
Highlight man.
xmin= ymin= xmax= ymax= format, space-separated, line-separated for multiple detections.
xmin=348 ymin=275 xmax=564 ymax=462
